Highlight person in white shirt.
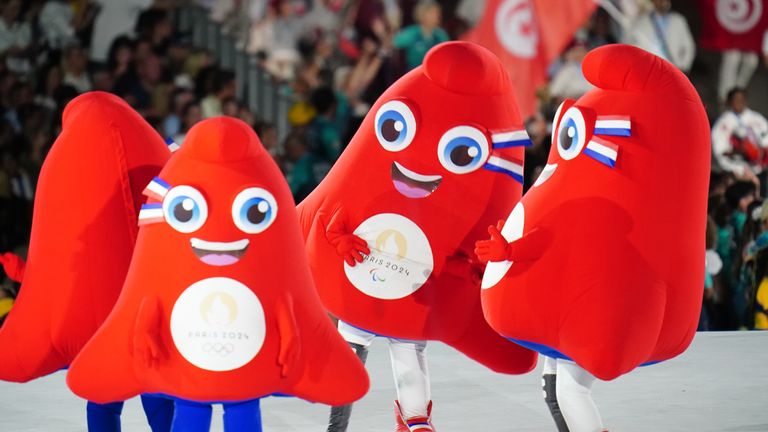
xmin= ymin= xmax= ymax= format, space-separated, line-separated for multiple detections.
xmin=0 ymin=0 xmax=31 ymax=73
xmin=62 ymin=45 xmax=93 ymax=94
xmin=90 ymin=0 xmax=154 ymax=63
xmin=623 ymin=0 xmax=695 ymax=73
xmin=712 ymin=87 xmax=768 ymax=185
xmin=39 ymin=0 xmax=78 ymax=49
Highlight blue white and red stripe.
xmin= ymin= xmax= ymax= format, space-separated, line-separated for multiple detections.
xmin=138 ymin=203 xmax=164 ymax=225
xmin=594 ymin=115 xmax=631 ymax=137
xmin=491 ymin=129 xmax=532 ymax=148
xmin=143 ymin=177 xmax=171 ymax=201
xmin=165 ymin=136 xmax=180 ymax=152
xmin=584 ymin=137 xmax=619 ymax=168
xmin=406 ymin=418 xmax=433 ymax=431
xmin=484 ymin=153 xmax=524 ymax=183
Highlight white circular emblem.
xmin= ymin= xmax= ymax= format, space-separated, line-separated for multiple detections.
xmin=495 ymin=0 xmax=538 ymax=59
xmin=170 ymin=277 xmax=266 ymax=371
xmin=716 ymin=0 xmax=763 ymax=33
xmin=482 ymin=202 xmax=525 ymax=289
xmin=344 ymin=213 xmax=433 ymax=300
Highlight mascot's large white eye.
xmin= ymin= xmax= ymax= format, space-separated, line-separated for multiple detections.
xmin=437 ymin=125 xmax=490 ymax=174
xmin=232 ymin=188 xmax=278 ymax=234
xmin=552 ymin=100 xmax=567 ymax=139
xmin=375 ymin=100 xmax=417 ymax=152
xmin=163 ymin=186 xmax=208 ymax=233
xmin=556 ymin=107 xmax=587 ymax=160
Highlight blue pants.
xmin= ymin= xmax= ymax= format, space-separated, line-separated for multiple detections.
xmin=87 ymin=394 xmax=174 ymax=432
xmin=171 ymin=399 xmax=262 ymax=432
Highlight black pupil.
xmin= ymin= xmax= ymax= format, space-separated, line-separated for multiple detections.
xmin=450 ymin=145 xmax=475 ymax=167
xmin=247 ymin=202 xmax=267 ymax=224
xmin=174 ymin=200 xmax=194 ymax=223
xmin=381 ymin=118 xmax=401 ymax=142
xmin=559 ymin=124 xmax=574 ymax=151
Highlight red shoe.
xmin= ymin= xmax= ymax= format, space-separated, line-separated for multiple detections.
xmin=394 ymin=400 xmax=435 ymax=432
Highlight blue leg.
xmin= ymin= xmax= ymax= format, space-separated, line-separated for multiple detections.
xmin=141 ymin=394 xmax=175 ymax=432
xmin=222 ymin=399 xmax=262 ymax=432
xmin=87 ymin=400 xmax=124 ymax=432
xmin=171 ymin=400 xmax=212 ymax=432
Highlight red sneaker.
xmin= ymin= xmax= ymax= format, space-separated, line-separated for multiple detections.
xmin=394 ymin=400 xmax=435 ymax=432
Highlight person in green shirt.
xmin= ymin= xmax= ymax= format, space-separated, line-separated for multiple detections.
xmin=392 ymin=0 xmax=449 ymax=71
xmin=284 ymin=133 xmax=319 ymax=203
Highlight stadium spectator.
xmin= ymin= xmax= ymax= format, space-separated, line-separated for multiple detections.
xmin=623 ymin=0 xmax=695 ymax=73
xmin=307 ymin=85 xmax=341 ymax=163
xmin=62 ymin=45 xmax=92 ymax=94
xmin=392 ymin=0 xmax=449 ymax=71
xmin=548 ymin=42 xmax=592 ymax=100
xmin=712 ymin=87 xmax=768 ymax=186
xmin=200 ymin=69 xmax=235 ymax=118
xmin=173 ymin=100 xmax=202 ymax=145
xmin=0 ymin=0 xmax=32 ymax=74
xmin=90 ymin=0 xmax=154 ymax=63
xmin=284 ymin=131 xmax=318 ymax=202
xmin=38 ymin=0 xmax=83 ymax=50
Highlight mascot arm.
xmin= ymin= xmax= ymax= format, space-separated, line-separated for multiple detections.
xmin=324 ymin=206 xmax=370 ymax=267
xmin=277 ymin=294 xmax=300 ymax=377
xmin=133 ymin=296 xmax=164 ymax=369
xmin=475 ymin=222 xmax=548 ymax=263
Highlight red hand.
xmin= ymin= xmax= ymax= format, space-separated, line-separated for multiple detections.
xmin=0 ymin=252 xmax=26 ymax=282
xmin=325 ymin=208 xmax=370 ymax=266
xmin=474 ymin=220 xmax=509 ymax=263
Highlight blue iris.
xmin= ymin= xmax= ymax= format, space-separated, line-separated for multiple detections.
xmin=167 ymin=195 xmax=202 ymax=227
xmin=237 ymin=197 xmax=273 ymax=231
xmin=442 ymin=136 xmax=484 ymax=170
xmin=559 ymin=118 xmax=579 ymax=152
xmin=377 ymin=109 xmax=407 ymax=146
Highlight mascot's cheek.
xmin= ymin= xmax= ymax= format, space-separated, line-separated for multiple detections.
xmin=170 ymin=277 xmax=266 ymax=372
xmin=343 ymin=213 xmax=433 ymax=300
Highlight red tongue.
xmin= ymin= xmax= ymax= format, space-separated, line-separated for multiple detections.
xmin=200 ymin=254 xmax=239 ymax=266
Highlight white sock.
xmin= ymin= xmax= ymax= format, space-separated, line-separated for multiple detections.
xmin=389 ymin=338 xmax=430 ymax=419
xmin=556 ymin=360 xmax=604 ymax=432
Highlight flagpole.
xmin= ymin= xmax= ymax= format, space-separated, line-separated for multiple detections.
xmin=594 ymin=0 xmax=658 ymax=49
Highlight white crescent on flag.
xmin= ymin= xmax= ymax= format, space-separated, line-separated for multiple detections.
xmin=716 ymin=0 xmax=763 ymax=33
xmin=494 ymin=0 xmax=539 ymax=59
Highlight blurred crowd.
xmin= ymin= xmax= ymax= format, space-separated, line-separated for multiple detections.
xmin=1 ymin=0 xmax=768 ymax=330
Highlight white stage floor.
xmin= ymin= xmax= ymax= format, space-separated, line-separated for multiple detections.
xmin=1 ymin=331 xmax=766 ymax=431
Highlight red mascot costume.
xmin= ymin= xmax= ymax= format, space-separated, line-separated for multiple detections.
xmin=298 ymin=41 xmax=536 ymax=431
xmin=67 ymin=117 xmax=369 ymax=432
xmin=0 ymin=92 xmax=174 ymax=431
xmin=476 ymin=45 xmax=711 ymax=432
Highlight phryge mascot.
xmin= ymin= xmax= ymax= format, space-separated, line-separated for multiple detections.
xmin=476 ymin=44 xmax=710 ymax=432
xmin=0 ymin=92 xmax=174 ymax=431
xmin=67 ymin=117 xmax=369 ymax=432
xmin=298 ymin=41 xmax=537 ymax=431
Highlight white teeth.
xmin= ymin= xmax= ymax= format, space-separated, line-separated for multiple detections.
xmin=190 ymin=238 xmax=249 ymax=252
xmin=533 ymin=164 xmax=558 ymax=187
xmin=394 ymin=162 xmax=442 ymax=182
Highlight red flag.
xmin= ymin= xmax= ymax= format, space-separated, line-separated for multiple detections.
xmin=463 ymin=0 xmax=597 ymax=118
xmin=699 ymin=0 xmax=768 ymax=53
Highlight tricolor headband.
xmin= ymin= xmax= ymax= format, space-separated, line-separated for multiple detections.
xmin=139 ymin=176 xmax=172 ymax=226
xmin=483 ymin=127 xmax=531 ymax=184
xmin=587 ymin=116 xmax=631 ymax=168
xmin=166 ymin=136 xmax=180 ymax=152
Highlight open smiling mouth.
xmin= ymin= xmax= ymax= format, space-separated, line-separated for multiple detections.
xmin=190 ymin=238 xmax=249 ymax=266
xmin=391 ymin=162 xmax=442 ymax=199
